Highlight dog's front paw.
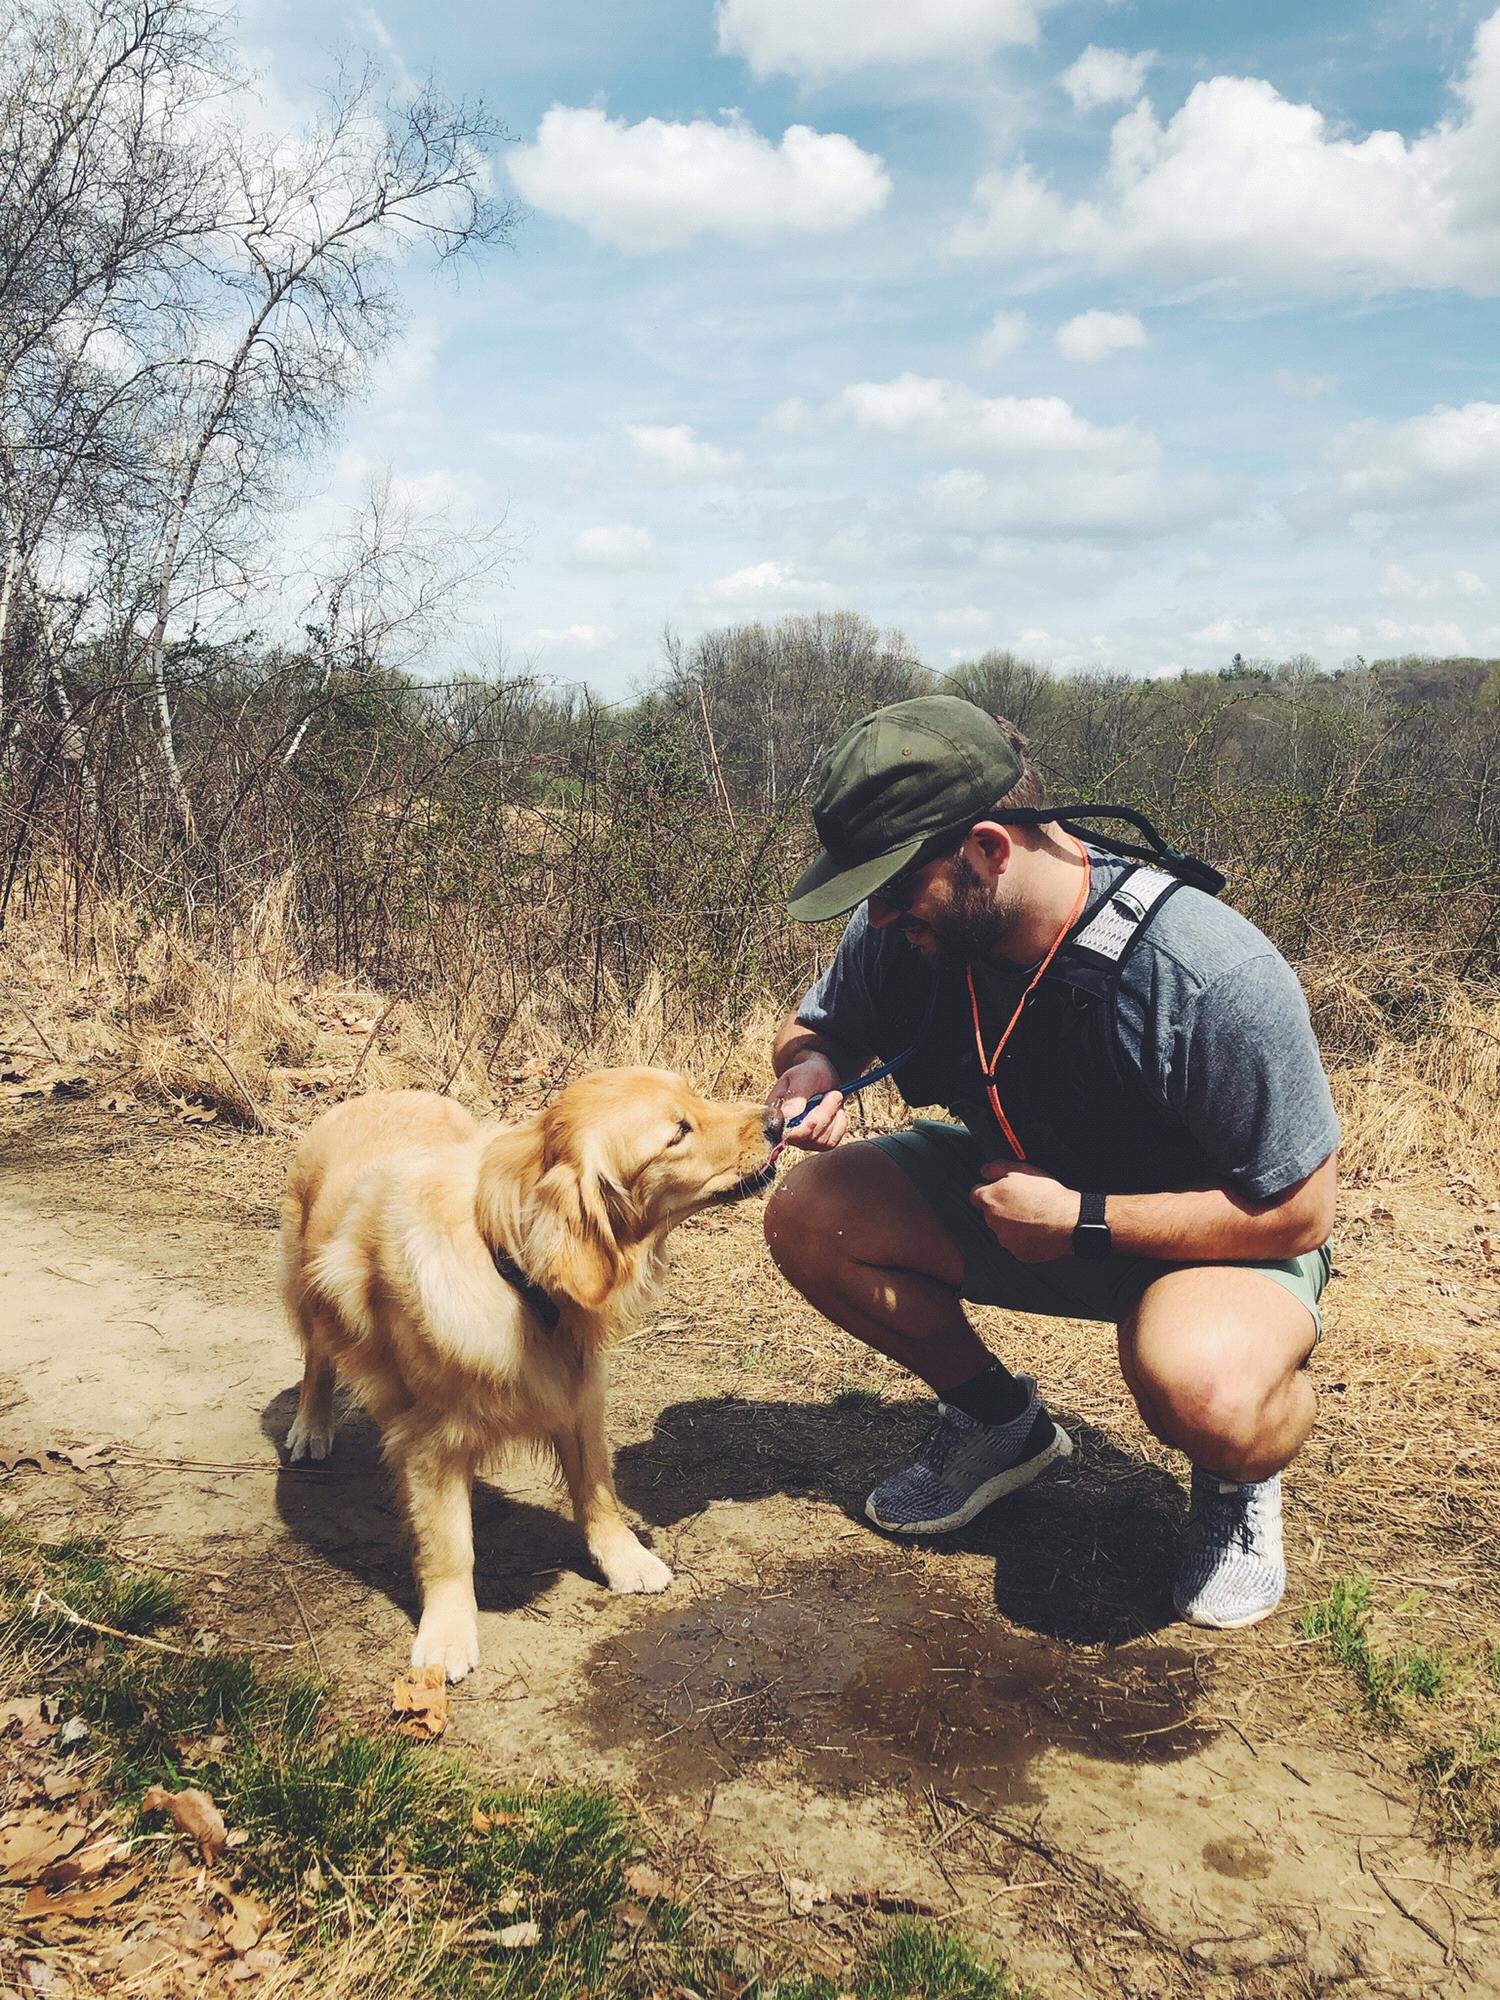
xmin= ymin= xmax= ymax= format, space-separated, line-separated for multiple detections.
xmin=411 ymin=1606 xmax=481 ymax=1683
xmin=285 ymin=1412 xmax=336 ymax=1462
xmin=600 ymin=1539 xmax=673 ymax=1596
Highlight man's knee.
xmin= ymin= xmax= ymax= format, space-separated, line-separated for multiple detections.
xmin=1131 ymin=1337 xmax=1278 ymax=1462
xmin=764 ymin=1150 xmax=862 ymax=1283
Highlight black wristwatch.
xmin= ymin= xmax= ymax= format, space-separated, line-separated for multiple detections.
xmin=1073 ymin=1190 xmax=1111 ymax=1260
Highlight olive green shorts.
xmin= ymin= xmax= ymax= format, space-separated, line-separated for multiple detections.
xmin=871 ymin=1120 xmax=1332 ymax=1343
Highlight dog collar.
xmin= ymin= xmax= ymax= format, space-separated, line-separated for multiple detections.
xmin=491 ymin=1247 xmax=561 ymax=1330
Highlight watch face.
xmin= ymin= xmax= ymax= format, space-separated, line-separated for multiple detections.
xmin=1074 ymin=1222 xmax=1112 ymax=1261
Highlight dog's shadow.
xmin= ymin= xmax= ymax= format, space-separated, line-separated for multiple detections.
xmin=613 ymin=1395 xmax=1188 ymax=1645
xmin=261 ymin=1386 xmax=1186 ymax=1645
xmin=259 ymin=1388 xmax=605 ymax=1623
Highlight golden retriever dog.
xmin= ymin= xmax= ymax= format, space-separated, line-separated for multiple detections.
xmin=281 ymin=1068 xmax=780 ymax=1680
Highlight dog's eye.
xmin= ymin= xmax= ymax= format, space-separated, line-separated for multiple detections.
xmin=668 ymin=1118 xmax=693 ymax=1145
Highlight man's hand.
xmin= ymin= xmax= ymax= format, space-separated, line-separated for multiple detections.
xmin=768 ymin=1056 xmax=848 ymax=1151
xmin=970 ymin=1160 xmax=1077 ymax=1262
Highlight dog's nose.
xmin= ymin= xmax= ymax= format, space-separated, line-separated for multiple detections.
xmin=763 ymin=1107 xmax=785 ymax=1142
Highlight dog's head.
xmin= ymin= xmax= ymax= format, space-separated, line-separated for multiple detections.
xmin=480 ymin=1068 xmax=781 ymax=1315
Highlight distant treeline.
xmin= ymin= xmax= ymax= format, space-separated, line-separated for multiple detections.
xmin=3 ymin=614 xmax=1497 ymax=1056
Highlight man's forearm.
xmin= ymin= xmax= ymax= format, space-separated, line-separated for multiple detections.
xmin=770 ymin=1016 xmax=859 ymax=1082
xmin=1106 ymin=1176 xmax=1333 ymax=1262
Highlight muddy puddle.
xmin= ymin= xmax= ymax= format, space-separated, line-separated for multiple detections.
xmin=584 ymin=1560 xmax=1215 ymax=1804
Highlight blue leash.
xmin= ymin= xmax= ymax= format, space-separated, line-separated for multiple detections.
xmin=782 ymin=973 xmax=941 ymax=1135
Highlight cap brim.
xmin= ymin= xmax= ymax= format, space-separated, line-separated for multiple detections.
xmin=786 ymin=832 xmax=926 ymax=923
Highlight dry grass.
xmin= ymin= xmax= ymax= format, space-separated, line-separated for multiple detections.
xmin=4 ymin=888 xmax=1498 ymax=1190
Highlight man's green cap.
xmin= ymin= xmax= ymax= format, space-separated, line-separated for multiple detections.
xmin=787 ymin=695 xmax=1023 ymax=922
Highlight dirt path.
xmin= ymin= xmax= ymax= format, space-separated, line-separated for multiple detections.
xmin=4 ymin=1107 xmax=1499 ymax=1999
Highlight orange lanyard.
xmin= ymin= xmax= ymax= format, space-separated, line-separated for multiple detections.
xmin=966 ymin=835 xmax=1091 ymax=1162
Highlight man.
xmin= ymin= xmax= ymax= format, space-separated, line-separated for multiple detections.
xmin=764 ymin=695 xmax=1338 ymax=1629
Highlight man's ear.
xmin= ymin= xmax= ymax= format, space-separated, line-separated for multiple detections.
xmin=965 ymin=821 xmax=1015 ymax=879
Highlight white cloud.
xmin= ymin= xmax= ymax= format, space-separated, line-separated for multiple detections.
xmin=934 ymin=605 xmax=995 ymax=634
xmin=1379 ymin=562 xmax=1491 ymax=601
xmin=716 ymin=0 xmax=1053 ymax=79
xmin=832 ymin=373 xmax=1154 ymax=460
xmin=1060 ymin=45 xmax=1154 ymax=113
xmin=704 ymin=561 xmax=838 ymax=609
xmin=978 ymin=309 xmax=1029 ymax=363
xmin=510 ymin=105 xmax=890 ymax=251
xmin=1274 ymin=369 xmax=1339 ymax=399
xmin=532 ymin=624 xmax=616 ymax=652
xmin=626 ymin=423 xmax=744 ymax=481
xmin=1331 ymin=402 xmax=1500 ymax=511
xmin=571 ymin=524 xmax=655 ymax=571
xmin=1373 ymin=615 xmax=1482 ymax=654
xmin=1187 ymin=616 xmax=1278 ymax=649
xmin=1324 ymin=624 xmax=1361 ymax=647
xmin=1055 ymin=309 xmax=1147 ymax=362
xmin=807 ymin=373 xmax=1221 ymax=539
xmin=954 ymin=8 xmax=1500 ymax=297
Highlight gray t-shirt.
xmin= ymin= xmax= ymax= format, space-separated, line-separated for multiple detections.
xmin=796 ymin=844 xmax=1340 ymax=1202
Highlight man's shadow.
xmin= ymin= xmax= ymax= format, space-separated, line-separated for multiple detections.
xmin=258 ymin=1388 xmax=609 ymax=1626
xmin=613 ymin=1394 xmax=1187 ymax=1645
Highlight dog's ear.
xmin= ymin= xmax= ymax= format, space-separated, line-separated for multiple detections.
xmin=528 ymin=1155 xmax=623 ymax=1310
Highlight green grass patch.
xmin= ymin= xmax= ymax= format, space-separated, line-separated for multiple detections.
xmin=1299 ymin=1576 xmax=1454 ymax=1720
xmin=1 ymin=1513 xmax=1023 ymax=1999
xmin=830 ymin=1381 xmax=883 ymax=1411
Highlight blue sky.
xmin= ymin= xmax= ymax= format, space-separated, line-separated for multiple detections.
xmin=243 ymin=0 xmax=1500 ymax=692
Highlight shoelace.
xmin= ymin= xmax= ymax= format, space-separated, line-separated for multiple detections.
xmin=1190 ymin=1481 xmax=1257 ymax=1556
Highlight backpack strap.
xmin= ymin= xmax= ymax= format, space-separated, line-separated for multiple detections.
xmin=1067 ymin=866 xmax=1180 ymax=966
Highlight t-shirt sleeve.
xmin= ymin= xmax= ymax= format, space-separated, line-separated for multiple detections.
xmin=794 ymin=908 xmax=883 ymax=1068
xmin=1168 ymin=954 xmax=1341 ymax=1201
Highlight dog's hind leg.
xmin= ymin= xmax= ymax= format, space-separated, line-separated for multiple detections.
xmin=284 ymin=1300 xmax=340 ymax=1463
xmin=552 ymin=1368 xmax=672 ymax=1596
xmin=397 ymin=1430 xmax=481 ymax=1682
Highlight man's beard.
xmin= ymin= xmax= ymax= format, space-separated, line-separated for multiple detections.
xmin=928 ymin=854 xmax=1018 ymax=967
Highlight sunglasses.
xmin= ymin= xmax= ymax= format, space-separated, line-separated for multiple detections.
xmin=874 ymin=835 xmax=966 ymax=911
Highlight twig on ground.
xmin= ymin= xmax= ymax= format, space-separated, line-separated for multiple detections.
xmin=31 ymin=1586 xmax=193 ymax=1655
xmin=192 ymin=1035 xmax=266 ymax=1133
xmin=279 ymin=1560 xmax=323 ymax=1671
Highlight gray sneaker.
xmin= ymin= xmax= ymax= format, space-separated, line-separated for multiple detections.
xmin=865 ymin=1377 xmax=1073 ymax=1535
xmin=1173 ymin=1468 xmax=1286 ymax=1629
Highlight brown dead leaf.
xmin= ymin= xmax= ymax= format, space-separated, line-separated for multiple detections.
xmin=497 ymin=1920 xmax=541 ymax=1949
xmin=175 ymin=1733 xmax=230 ymax=1769
xmin=391 ymin=1665 xmax=449 ymax=1739
xmin=786 ymin=1876 xmax=829 ymax=1916
xmin=217 ymin=1890 xmax=272 ymax=1955
xmin=0 ymin=1696 xmax=46 ymax=1732
xmin=471 ymin=1805 xmax=525 ymax=1833
xmin=44 ymin=1833 xmax=131 ymax=1885
xmin=19 ymin=1865 xmax=146 ymax=1928
xmin=623 ymin=1864 xmax=666 ymax=1899
xmin=142 ymin=1784 xmax=228 ymax=1859
xmin=0 ymin=1812 xmax=90 ymax=1885
xmin=42 ymin=1773 xmax=83 ymax=1804
xmin=614 ymin=1900 xmax=650 ymax=1935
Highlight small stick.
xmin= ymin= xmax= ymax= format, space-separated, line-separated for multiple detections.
xmin=348 ymin=997 xmax=400 ymax=1093
xmin=14 ymin=1003 xmax=61 ymax=1062
xmin=31 ymin=1587 xmax=193 ymax=1656
xmin=279 ymin=1561 xmax=322 ymax=1671
xmin=192 ymin=1036 xmax=266 ymax=1133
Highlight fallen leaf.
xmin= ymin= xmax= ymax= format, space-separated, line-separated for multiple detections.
xmin=42 ymin=1773 xmax=83 ymax=1803
xmin=0 ymin=1696 xmax=46 ymax=1731
xmin=786 ymin=1876 xmax=829 ymax=1916
xmin=0 ymin=1812 xmax=90 ymax=1885
xmin=57 ymin=1716 xmax=89 ymax=1748
xmin=175 ymin=1732 xmax=230 ymax=1769
xmin=142 ymin=1784 xmax=228 ymax=1860
xmin=491 ymin=1888 xmax=523 ymax=1915
xmin=497 ymin=1920 xmax=541 ymax=1949
xmin=391 ymin=1666 xmax=449 ymax=1740
xmin=624 ymin=1864 xmax=666 ymax=1899
xmin=471 ymin=1805 xmax=524 ymax=1833
xmin=19 ymin=1865 xmax=146 ymax=1928
xmin=614 ymin=1900 xmax=650 ymax=1934
xmin=218 ymin=1891 xmax=272 ymax=1955
xmin=44 ymin=1833 xmax=131 ymax=1884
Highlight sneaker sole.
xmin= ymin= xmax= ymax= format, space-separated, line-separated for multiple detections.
xmin=865 ymin=1423 xmax=1074 ymax=1536
xmin=1174 ymin=1588 xmax=1286 ymax=1631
